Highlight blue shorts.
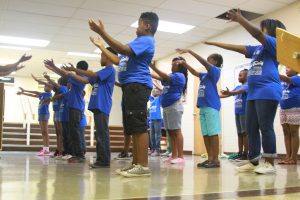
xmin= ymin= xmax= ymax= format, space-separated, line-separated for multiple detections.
xmin=200 ymin=107 xmax=221 ymax=136
xmin=54 ymin=111 xmax=60 ymax=122
xmin=39 ymin=114 xmax=50 ymax=121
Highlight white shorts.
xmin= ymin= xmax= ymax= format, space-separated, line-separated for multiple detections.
xmin=163 ymin=100 xmax=183 ymax=130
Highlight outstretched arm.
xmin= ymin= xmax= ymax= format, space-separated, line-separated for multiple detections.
xmin=17 ymin=91 xmax=39 ymax=98
xmin=176 ymin=49 xmax=211 ymax=71
xmin=63 ymin=64 xmax=98 ymax=79
xmin=150 ymin=61 xmax=171 ymax=81
xmin=31 ymin=74 xmax=52 ymax=88
xmin=221 ymin=87 xmax=246 ymax=96
xmin=89 ymin=19 xmax=133 ymax=55
xmin=18 ymin=87 xmax=42 ymax=96
xmin=279 ymin=75 xmax=292 ymax=84
xmin=43 ymin=74 xmax=60 ymax=89
xmin=227 ymin=9 xmax=266 ymax=45
xmin=63 ymin=70 xmax=89 ymax=84
xmin=204 ymin=41 xmax=247 ymax=55
xmin=0 ymin=54 xmax=31 ymax=75
xmin=90 ymin=36 xmax=120 ymax=65
xmin=43 ymin=59 xmax=68 ymax=77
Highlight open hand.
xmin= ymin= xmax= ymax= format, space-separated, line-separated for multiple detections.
xmin=43 ymin=59 xmax=55 ymax=68
xmin=17 ymin=91 xmax=23 ymax=95
xmin=89 ymin=36 xmax=105 ymax=48
xmin=89 ymin=19 xmax=105 ymax=34
xmin=176 ymin=48 xmax=190 ymax=54
xmin=221 ymin=87 xmax=231 ymax=96
xmin=175 ymin=59 xmax=186 ymax=66
xmin=31 ymin=74 xmax=38 ymax=81
xmin=18 ymin=54 xmax=32 ymax=63
xmin=226 ymin=8 xmax=242 ymax=22
xmin=204 ymin=41 xmax=214 ymax=45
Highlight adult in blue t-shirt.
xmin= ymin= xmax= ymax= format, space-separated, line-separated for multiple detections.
xmin=150 ymin=56 xmax=188 ymax=164
xmin=220 ymin=69 xmax=249 ymax=160
xmin=279 ymin=68 xmax=300 ymax=165
xmin=63 ymin=43 xmax=117 ymax=168
xmin=204 ymin=11 xmax=286 ymax=173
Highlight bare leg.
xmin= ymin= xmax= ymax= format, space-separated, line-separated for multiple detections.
xmin=203 ymin=136 xmax=212 ymax=161
xmin=57 ymin=122 xmax=63 ymax=153
xmin=242 ymin=133 xmax=249 ymax=153
xmin=135 ymin=132 xmax=149 ymax=167
xmin=211 ymin=135 xmax=219 ymax=162
xmin=282 ymin=124 xmax=292 ymax=160
xmin=124 ymin=135 xmax=131 ymax=153
xmin=175 ymin=129 xmax=184 ymax=158
xmin=238 ymin=135 xmax=243 ymax=153
xmin=132 ymin=134 xmax=137 ymax=165
xmin=289 ymin=125 xmax=299 ymax=163
xmin=169 ymin=130 xmax=177 ymax=158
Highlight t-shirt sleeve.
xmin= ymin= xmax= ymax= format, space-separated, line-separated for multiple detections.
xmin=128 ymin=36 xmax=152 ymax=56
xmin=291 ymin=76 xmax=300 ymax=87
xmin=97 ymin=67 xmax=114 ymax=82
xmin=264 ymin=35 xmax=276 ymax=57
xmin=169 ymin=73 xmax=184 ymax=86
xmin=59 ymin=86 xmax=68 ymax=94
xmin=207 ymin=64 xmax=220 ymax=83
xmin=67 ymin=75 xmax=81 ymax=86
xmin=242 ymin=84 xmax=249 ymax=92
xmin=245 ymin=45 xmax=260 ymax=58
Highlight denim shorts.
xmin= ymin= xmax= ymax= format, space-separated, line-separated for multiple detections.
xmin=200 ymin=107 xmax=221 ymax=136
xmin=235 ymin=114 xmax=246 ymax=134
xmin=39 ymin=114 xmax=50 ymax=121
xmin=54 ymin=111 xmax=60 ymax=122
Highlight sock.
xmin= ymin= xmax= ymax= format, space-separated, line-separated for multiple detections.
xmin=43 ymin=147 xmax=46 ymax=151
xmin=45 ymin=147 xmax=49 ymax=152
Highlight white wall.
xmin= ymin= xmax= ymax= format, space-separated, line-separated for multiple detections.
xmin=157 ymin=1 xmax=300 ymax=153
xmin=3 ymin=75 xmax=123 ymax=126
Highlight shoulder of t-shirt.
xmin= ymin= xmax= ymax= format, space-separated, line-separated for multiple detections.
xmin=208 ymin=64 xmax=221 ymax=75
xmin=245 ymin=45 xmax=261 ymax=58
xmin=291 ymin=75 xmax=300 ymax=86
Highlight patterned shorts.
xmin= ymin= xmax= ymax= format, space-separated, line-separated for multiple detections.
xmin=280 ymin=108 xmax=300 ymax=125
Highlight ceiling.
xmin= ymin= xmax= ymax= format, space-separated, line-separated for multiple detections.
xmin=0 ymin=0 xmax=296 ymax=77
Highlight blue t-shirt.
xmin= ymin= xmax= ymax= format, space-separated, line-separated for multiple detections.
xmin=118 ymin=36 xmax=155 ymax=88
xmin=280 ymin=76 xmax=300 ymax=109
xmin=38 ymin=92 xmax=52 ymax=115
xmin=161 ymin=72 xmax=186 ymax=108
xmin=67 ymin=75 xmax=86 ymax=110
xmin=88 ymin=66 xmax=116 ymax=115
xmin=59 ymin=86 xmax=70 ymax=122
xmin=149 ymin=96 xmax=162 ymax=120
xmin=246 ymin=35 xmax=281 ymax=101
xmin=233 ymin=84 xmax=248 ymax=115
xmin=197 ymin=65 xmax=221 ymax=111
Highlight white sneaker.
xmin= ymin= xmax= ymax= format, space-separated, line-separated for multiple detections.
xmin=122 ymin=165 xmax=151 ymax=177
xmin=115 ymin=164 xmax=135 ymax=175
xmin=236 ymin=161 xmax=256 ymax=172
xmin=254 ymin=162 xmax=276 ymax=174
xmin=62 ymin=154 xmax=72 ymax=160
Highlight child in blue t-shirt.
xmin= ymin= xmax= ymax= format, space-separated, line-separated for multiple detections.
xmin=220 ymin=69 xmax=249 ymax=161
xmin=44 ymin=59 xmax=88 ymax=163
xmin=148 ymin=88 xmax=162 ymax=156
xmin=150 ymin=57 xmax=188 ymax=165
xmin=176 ymin=49 xmax=223 ymax=168
xmin=63 ymin=43 xmax=117 ymax=168
xmin=89 ymin=12 xmax=159 ymax=177
xmin=17 ymin=84 xmax=52 ymax=156
xmin=80 ymin=92 xmax=87 ymax=157
xmin=279 ymin=68 xmax=300 ymax=165
xmin=204 ymin=9 xmax=286 ymax=174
